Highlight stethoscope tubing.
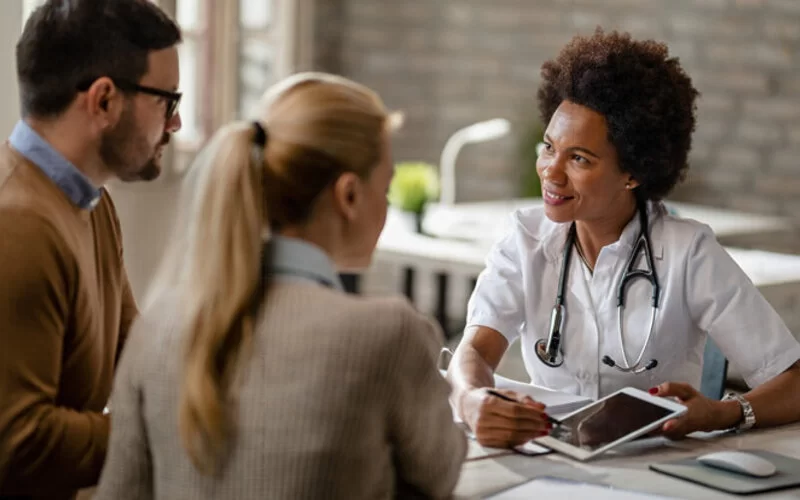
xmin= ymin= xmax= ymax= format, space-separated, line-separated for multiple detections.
xmin=535 ymin=201 xmax=660 ymax=373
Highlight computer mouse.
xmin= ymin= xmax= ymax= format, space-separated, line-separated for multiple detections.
xmin=697 ymin=451 xmax=777 ymax=478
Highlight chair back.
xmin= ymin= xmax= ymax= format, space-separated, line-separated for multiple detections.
xmin=701 ymin=338 xmax=728 ymax=400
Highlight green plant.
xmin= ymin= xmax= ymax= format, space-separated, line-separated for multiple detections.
xmin=518 ymin=119 xmax=545 ymax=198
xmin=388 ymin=161 xmax=440 ymax=214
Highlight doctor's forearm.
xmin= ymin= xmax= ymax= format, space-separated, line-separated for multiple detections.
xmin=741 ymin=361 xmax=800 ymax=429
xmin=447 ymin=327 xmax=508 ymax=415
xmin=450 ymin=344 xmax=494 ymax=393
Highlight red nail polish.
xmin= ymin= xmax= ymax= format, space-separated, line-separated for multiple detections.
xmin=648 ymin=387 xmax=658 ymax=395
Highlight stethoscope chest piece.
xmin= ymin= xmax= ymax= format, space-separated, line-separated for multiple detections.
xmin=535 ymin=338 xmax=564 ymax=367
xmin=535 ymin=303 xmax=566 ymax=367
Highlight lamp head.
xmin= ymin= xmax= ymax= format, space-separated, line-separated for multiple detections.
xmin=461 ymin=118 xmax=511 ymax=143
xmin=436 ymin=117 xmax=512 ymax=206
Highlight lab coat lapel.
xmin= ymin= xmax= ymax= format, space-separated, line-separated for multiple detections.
xmin=541 ymin=225 xmax=595 ymax=324
xmin=566 ymin=250 xmax=595 ymax=314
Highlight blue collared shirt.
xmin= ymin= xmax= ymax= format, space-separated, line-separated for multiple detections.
xmin=269 ymin=236 xmax=344 ymax=291
xmin=9 ymin=120 xmax=102 ymax=210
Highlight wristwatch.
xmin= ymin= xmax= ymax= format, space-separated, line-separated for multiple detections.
xmin=723 ymin=392 xmax=756 ymax=431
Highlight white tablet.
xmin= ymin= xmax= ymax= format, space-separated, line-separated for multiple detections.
xmin=534 ymin=386 xmax=687 ymax=461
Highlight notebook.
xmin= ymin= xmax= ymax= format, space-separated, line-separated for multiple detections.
xmin=493 ymin=374 xmax=592 ymax=416
xmin=439 ymin=370 xmax=592 ymax=417
xmin=650 ymin=449 xmax=800 ymax=495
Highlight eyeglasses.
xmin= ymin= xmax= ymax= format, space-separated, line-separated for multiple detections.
xmin=76 ymin=78 xmax=182 ymax=120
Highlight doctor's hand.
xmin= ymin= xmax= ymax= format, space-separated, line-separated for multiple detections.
xmin=651 ymin=382 xmax=732 ymax=439
xmin=461 ymin=388 xmax=552 ymax=448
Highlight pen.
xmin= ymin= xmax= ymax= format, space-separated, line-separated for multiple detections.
xmin=486 ymin=389 xmax=562 ymax=426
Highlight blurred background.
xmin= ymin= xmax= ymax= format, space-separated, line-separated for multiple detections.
xmin=3 ymin=1 xmax=800 ymax=358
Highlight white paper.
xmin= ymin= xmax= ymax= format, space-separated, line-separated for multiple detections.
xmin=493 ymin=374 xmax=592 ymax=416
xmin=513 ymin=441 xmax=552 ymax=456
xmin=489 ymin=477 xmax=672 ymax=499
xmin=439 ymin=370 xmax=592 ymax=419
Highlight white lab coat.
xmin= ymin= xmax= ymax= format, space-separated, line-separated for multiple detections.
xmin=467 ymin=202 xmax=800 ymax=400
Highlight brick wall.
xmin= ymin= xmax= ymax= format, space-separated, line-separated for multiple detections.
xmin=314 ymin=0 xmax=800 ymax=218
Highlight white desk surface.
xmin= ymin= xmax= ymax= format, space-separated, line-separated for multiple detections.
xmin=422 ymin=198 xmax=792 ymax=245
xmin=456 ymin=422 xmax=800 ymax=499
xmin=377 ymin=209 xmax=800 ymax=288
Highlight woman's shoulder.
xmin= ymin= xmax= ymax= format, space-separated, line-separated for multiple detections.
xmin=486 ymin=205 xmax=566 ymax=265
xmin=269 ymin=283 xmax=441 ymax=338
xmin=116 ymin=290 xmax=187 ymax=382
xmin=330 ymin=290 xmax=442 ymax=339
xmin=267 ymin=285 xmax=445 ymax=370
xmin=347 ymin=295 xmax=444 ymax=367
xmin=653 ymin=202 xmax=716 ymax=248
xmin=333 ymin=289 xmax=444 ymax=353
xmin=509 ymin=205 xmax=560 ymax=243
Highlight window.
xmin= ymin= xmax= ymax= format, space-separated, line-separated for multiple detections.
xmin=238 ymin=0 xmax=278 ymax=119
xmin=174 ymin=0 xmax=209 ymax=148
xmin=165 ymin=0 xmax=312 ymax=173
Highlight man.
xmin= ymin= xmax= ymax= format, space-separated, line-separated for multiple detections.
xmin=0 ymin=1 xmax=182 ymax=498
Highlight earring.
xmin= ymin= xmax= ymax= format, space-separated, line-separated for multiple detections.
xmin=625 ymin=183 xmax=632 ymax=190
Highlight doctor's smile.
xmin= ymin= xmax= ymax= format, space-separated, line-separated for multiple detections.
xmin=542 ymin=188 xmax=573 ymax=205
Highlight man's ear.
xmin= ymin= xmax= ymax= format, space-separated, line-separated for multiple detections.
xmin=332 ymin=172 xmax=361 ymax=221
xmin=85 ymin=77 xmax=122 ymax=127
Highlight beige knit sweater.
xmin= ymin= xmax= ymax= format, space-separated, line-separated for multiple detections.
xmin=94 ymin=282 xmax=466 ymax=499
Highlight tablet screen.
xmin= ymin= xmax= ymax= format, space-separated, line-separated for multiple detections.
xmin=548 ymin=392 xmax=673 ymax=452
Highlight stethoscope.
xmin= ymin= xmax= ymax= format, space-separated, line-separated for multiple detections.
xmin=535 ymin=201 xmax=661 ymax=374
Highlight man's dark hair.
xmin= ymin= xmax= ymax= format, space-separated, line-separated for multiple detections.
xmin=16 ymin=0 xmax=182 ymax=118
xmin=537 ymin=28 xmax=699 ymax=201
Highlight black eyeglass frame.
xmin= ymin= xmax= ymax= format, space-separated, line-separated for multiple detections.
xmin=76 ymin=78 xmax=182 ymax=120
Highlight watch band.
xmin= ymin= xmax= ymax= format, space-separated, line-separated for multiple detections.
xmin=723 ymin=392 xmax=756 ymax=431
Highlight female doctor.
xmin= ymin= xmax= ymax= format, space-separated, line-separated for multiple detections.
xmin=447 ymin=29 xmax=800 ymax=449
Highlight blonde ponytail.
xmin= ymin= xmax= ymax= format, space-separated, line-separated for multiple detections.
xmin=172 ymin=122 xmax=266 ymax=474
xmin=145 ymin=72 xmax=400 ymax=475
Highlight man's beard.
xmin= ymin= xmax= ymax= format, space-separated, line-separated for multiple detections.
xmin=134 ymin=132 xmax=169 ymax=181
xmin=100 ymin=109 xmax=169 ymax=182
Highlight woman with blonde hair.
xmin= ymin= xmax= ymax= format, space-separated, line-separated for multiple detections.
xmin=95 ymin=72 xmax=466 ymax=499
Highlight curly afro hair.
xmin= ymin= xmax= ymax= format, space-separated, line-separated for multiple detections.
xmin=537 ymin=29 xmax=699 ymax=201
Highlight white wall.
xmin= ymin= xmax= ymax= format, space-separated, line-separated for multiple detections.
xmin=0 ymin=0 xmax=22 ymax=137
xmin=110 ymin=177 xmax=183 ymax=303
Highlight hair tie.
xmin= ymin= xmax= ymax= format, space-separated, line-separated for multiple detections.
xmin=252 ymin=121 xmax=267 ymax=147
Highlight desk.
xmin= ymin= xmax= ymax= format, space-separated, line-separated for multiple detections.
xmin=456 ymin=423 xmax=800 ymax=499
xmin=422 ymin=198 xmax=794 ymax=250
xmin=377 ymin=206 xmax=800 ymax=282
